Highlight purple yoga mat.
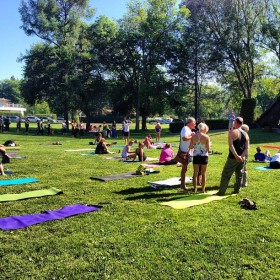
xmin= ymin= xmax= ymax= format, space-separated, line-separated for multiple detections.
xmin=0 ymin=204 xmax=102 ymax=231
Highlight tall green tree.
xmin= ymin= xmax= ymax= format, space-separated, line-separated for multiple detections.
xmin=101 ymin=0 xmax=189 ymax=131
xmin=0 ymin=77 xmax=22 ymax=104
xmin=260 ymin=0 xmax=280 ymax=62
xmin=19 ymin=0 xmax=94 ymax=122
xmin=181 ymin=0 xmax=266 ymax=126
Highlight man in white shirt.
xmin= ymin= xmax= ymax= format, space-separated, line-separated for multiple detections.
xmin=176 ymin=117 xmax=196 ymax=190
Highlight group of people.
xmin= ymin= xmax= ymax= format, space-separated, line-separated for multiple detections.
xmin=254 ymin=146 xmax=280 ymax=169
xmin=175 ymin=116 xmax=249 ymax=195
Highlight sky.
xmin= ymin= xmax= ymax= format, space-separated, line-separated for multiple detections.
xmin=0 ymin=0 xmax=129 ymax=81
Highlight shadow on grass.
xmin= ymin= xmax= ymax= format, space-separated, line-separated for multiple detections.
xmin=114 ymin=185 xmax=220 ymax=202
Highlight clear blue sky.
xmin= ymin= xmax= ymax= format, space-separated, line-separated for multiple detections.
xmin=0 ymin=0 xmax=129 ymax=81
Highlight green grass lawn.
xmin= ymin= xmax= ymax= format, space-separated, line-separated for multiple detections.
xmin=0 ymin=125 xmax=279 ymax=279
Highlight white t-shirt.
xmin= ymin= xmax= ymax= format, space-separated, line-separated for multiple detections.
xmin=271 ymin=152 xmax=280 ymax=163
xmin=179 ymin=125 xmax=192 ymax=153
xmin=123 ymin=122 xmax=130 ymax=133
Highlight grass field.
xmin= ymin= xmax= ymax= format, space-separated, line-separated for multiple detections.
xmin=0 ymin=124 xmax=279 ymax=279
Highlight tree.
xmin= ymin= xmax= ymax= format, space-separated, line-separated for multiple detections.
xmin=260 ymin=0 xmax=280 ymax=62
xmin=19 ymin=0 xmax=94 ymax=123
xmin=0 ymin=77 xmax=22 ymax=103
xmin=99 ymin=0 xmax=189 ymax=131
xmin=181 ymin=0 xmax=266 ymax=126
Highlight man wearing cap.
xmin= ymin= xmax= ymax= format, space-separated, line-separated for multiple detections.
xmin=176 ymin=117 xmax=196 ymax=190
xmin=217 ymin=117 xmax=249 ymax=195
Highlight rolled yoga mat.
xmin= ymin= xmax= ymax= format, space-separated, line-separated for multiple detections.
xmin=0 ymin=187 xmax=62 ymax=202
xmin=0 ymin=204 xmax=102 ymax=231
xmin=0 ymin=178 xmax=38 ymax=186
xmin=160 ymin=190 xmax=235 ymax=209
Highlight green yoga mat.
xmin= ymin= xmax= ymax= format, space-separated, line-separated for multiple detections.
xmin=0 ymin=187 xmax=63 ymax=202
xmin=160 ymin=190 xmax=235 ymax=209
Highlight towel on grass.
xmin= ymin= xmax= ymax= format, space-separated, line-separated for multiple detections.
xmin=0 ymin=187 xmax=62 ymax=202
xmin=160 ymin=190 xmax=235 ymax=209
xmin=148 ymin=177 xmax=192 ymax=187
xmin=0 ymin=178 xmax=38 ymax=186
xmin=0 ymin=204 xmax=102 ymax=231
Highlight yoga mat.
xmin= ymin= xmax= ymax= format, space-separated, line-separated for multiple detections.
xmin=141 ymin=163 xmax=164 ymax=168
xmin=261 ymin=145 xmax=280 ymax=150
xmin=105 ymin=156 xmax=123 ymax=160
xmin=148 ymin=177 xmax=192 ymax=186
xmin=0 ymin=187 xmax=62 ymax=202
xmin=65 ymin=148 xmax=94 ymax=152
xmin=253 ymin=166 xmax=271 ymax=170
xmin=0 ymin=178 xmax=38 ymax=186
xmin=90 ymin=170 xmax=160 ymax=182
xmin=0 ymin=204 xmax=102 ymax=231
xmin=160 ymin=191 xmax=235 ymax=209
xmin=123 ymin=157 xmax=159 ymax=162
xmin=81 ymin=152 xmax=96 ymax=156
xmin=1 ymin=171 xmax=13 ymax=176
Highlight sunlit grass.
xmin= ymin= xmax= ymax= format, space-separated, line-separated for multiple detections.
xmin=0 ymin=125 xmax=279 ymax=279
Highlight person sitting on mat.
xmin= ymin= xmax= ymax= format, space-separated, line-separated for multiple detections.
xmin=159 ymin=143 xmax=177 ymax=165
xmin=134 ymin=142 xmax=147 ymax=162
xmin=143 ymin=134 xmax=154 ymax=149
xmin=254 ymin=147 xmax=271 ymax=162
xmin=95 ymin=138 xmax=110 ymax=154
xmin=121 ymin=140 xmax=136 ymax=160
xmin=269 ymin=150 xmax=280 ymax=169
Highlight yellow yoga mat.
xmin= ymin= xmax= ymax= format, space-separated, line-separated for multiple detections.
xmin=160 ymin=190 xmax=235 ymax=209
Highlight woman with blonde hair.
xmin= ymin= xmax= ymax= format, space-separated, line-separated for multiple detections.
xmin=189 ymin=122 xmax=210 ymax=193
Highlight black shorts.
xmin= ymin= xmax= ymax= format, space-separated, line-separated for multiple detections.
xmin=193 ymin=156 xmax=208 ymax=165
xmin=269 ymin=161 xmax=280 ymax=169
xmin=124 ymin=132 xmax=129 ymax=137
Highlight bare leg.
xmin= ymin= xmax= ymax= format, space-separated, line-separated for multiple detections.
xmin=200 ymin=164 xmax=208 ymax=192
xmin=180 ymin=162 xmax=188 ymax=190
xmin=0 ymin=163 xmax=6 ymax=176
xmin=192 ymin=164 xmax=200 ymax=193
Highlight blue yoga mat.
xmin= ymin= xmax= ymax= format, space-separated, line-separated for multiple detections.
xmin=253 ymin=166 xmax=271 ymax=171
xmin=0 ymin=204 xmax=102 ymax=230
xmin=0 ymin=178 xmax=38 ymax=186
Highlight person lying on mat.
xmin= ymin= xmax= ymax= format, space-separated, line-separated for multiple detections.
xmin=159 ymin=143 xmax=177 ymax=165
xmin=134 ymin=142 xmax=147 ymax=162
xmin=269 ymin=150 xmax=280 ymax=169
xmin=121 ymin=140 xmax=136 ymax=160
xmin=95 ymin=138 xmax=111 ymax=154
xmin=0 ymin=145 xmax=8 ymax=175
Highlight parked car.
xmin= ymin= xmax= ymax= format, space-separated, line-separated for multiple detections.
xmin=56 ymin=117 xmax=65 ymax=123
xmin=3 ymin=116 xmax=20 ymax=123
xmin=171 ymin=118 xmax=184 ymax=123
xmin=26 ymin=116 xmax=41 ymax=123
xmin=40 ymin=116 xmax=55 ymax=123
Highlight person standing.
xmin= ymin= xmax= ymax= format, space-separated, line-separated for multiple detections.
xmin=37 ymin=119 xmax=43 ymax=135
xmin=217 ymin=117 xmax=249 ymax=196
xmin=228 ymin=111 xmax=235 ymax=130
xmin=175 ymin=117 xmax=196 ymax=190
xmin=123 ymin=120 xmax=132 ymax=144
xmin=155 ymin=122 xmax=162 ymax=142
xmin=189 ymin=122 xmax=210 ymax=193
xmin=25 ymin=118 xmax=30 ymax=133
